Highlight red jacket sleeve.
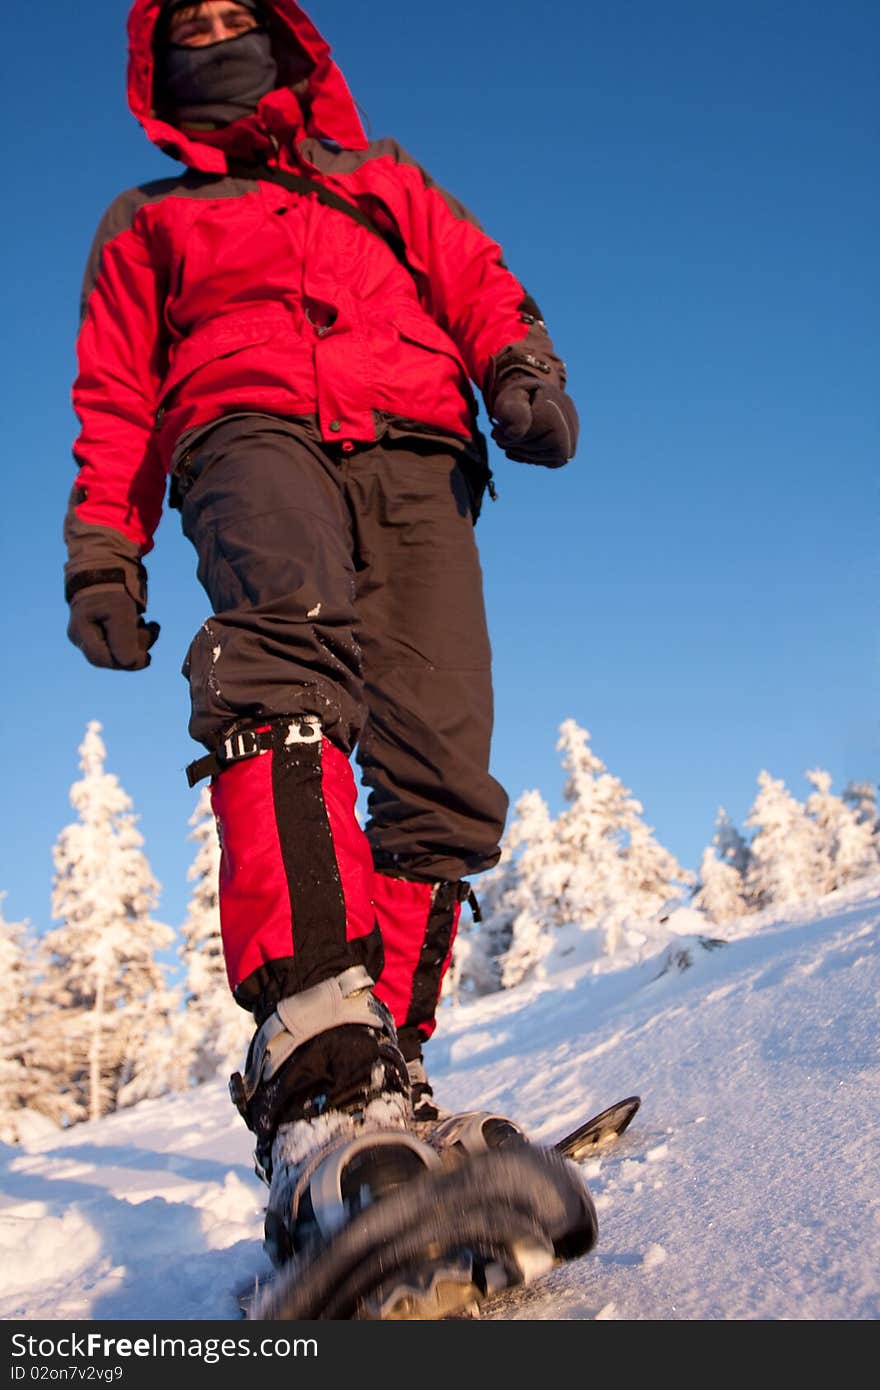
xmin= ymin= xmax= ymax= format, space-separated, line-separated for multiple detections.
xmin=72 ymin=196 xmax=169 ymax=554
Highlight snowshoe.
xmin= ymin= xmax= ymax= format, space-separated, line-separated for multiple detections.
xmin=248 ymin=1135 xmax=598 ymax=1321
xmin=556 ymin=1095 xmax=641 ymax=1159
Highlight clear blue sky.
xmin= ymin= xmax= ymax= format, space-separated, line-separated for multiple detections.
xmin=1 ymin=0 xmax=876 ymax=934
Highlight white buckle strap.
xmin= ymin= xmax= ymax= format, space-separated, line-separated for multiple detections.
xmin=230 ymin=966 xmax=389 ymax=1113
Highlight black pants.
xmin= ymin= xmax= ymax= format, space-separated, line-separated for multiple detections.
xmin=177 ymin=415 xmax=508 ymax=882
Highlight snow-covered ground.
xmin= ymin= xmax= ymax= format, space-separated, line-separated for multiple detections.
xmin=2 ymin=876 xmax=878 ymax=1321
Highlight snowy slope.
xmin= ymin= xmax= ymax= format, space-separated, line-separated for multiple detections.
xmin=2 ymin=877 xmax=878 ymax=1321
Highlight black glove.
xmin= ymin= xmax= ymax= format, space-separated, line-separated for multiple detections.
xmin=485 ymin=332 xmax=580 ymax=468
xmin=489 ymin=371 xmax=579 ymax=467
xmin=64 ymin=502 xmax=160 ymax=671
xmin=67 ymin=579 xmax=160 ymax=671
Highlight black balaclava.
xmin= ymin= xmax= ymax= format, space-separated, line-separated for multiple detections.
xmin=155 ymin=5 xmax=279 ymax=127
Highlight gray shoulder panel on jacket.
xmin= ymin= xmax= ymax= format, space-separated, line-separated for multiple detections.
xmin=299 ymin=136 xmax=486 ymax=233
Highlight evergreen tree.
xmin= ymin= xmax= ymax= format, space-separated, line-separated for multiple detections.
xmin=497 ymin=789 xmax=566 ymax=988
xmin=43 ymin=722 xmax=174 ymax=1123
xmin=715 ymin=808 xmax=752 ymax=876
xmin=0 ymin=897 xmax=45 ymax=1141
xmin=473 ymin=721 xmax=692 ymax=991
xmin=553 ymin=720 xmax=691 ymax=956
xmin=446 ymin=840 xmax=513 ymax=999
xmin=623 ymin=811 xmax=693 ymax=921
xmin=745 ymin=770 xmax=830 ymax=910
xmin=115 ymin=972 xmax=185 ymax=1110
xmin=805 ymin=770 xmax=880 ymax=889
xmin=843 ymin=781 xmax=879 ymax=831
xmin=553 ymin=720 xmax=630 ymax=934
xmin=693 ymin=808 xmax=751 ymax=924
xmin=693 ymin=846 xmax=750 ymax=925
xmin=176 ymin=787 xmax=250 ymax=1083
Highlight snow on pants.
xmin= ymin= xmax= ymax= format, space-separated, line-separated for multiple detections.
xmin=176 ymin=415 xmax=508 ymax=1026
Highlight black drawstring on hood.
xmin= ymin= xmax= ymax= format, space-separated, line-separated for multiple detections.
xmin=155 ymin=28 xmax=278 ymax=127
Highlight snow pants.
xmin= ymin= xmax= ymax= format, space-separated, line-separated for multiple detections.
xmin=175 ymin=415 xmax=508 ymax=1041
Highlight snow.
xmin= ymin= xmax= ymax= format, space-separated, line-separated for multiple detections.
xmin=1 ymin=875 xmax=878 ymax=1321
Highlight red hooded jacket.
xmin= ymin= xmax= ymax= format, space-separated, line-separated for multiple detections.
xmin=71 ymin=0 xmax=565 ymax=556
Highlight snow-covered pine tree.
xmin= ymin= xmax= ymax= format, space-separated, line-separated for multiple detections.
xmin=843 ymin=781 xmax=879 ymax=833
xmin=454 ymin=768 xmax=594 ymax=995
xmin=550 ymin=721 xmax=631 ymax=943
xmin=496 ymin=789 xmax=567 ymax=989
xmin=553 ymin=720 xmax=691 ymax=957
xmin=43 ymin=722 xmax=175 ymax=1123
xmin=693 ymin=846 xmax=748 ymax=925
xmin=620 ymin=810 xmax=694 ymax=940
xmin=176 ymin=786 xmax=251 ymax=1084
xmin=745 ymin=770 xmax=830 ymax=911
xmin=715 ymin=808 xmax=752 ymax=876
xmin=692 ymin=807 xmax=751 ymax=924
xmin=805 ymin=770 xmax=880 ymax=890
xmin=114 ymin=974 xmax=184 ymax=1109
xmin=445 ymin=838 xmax=512 ymax=1000
xmin=0 ymin=896 xmax=47 ymax=1142
xmin=471 ymin=721 xmax=692 ymax=991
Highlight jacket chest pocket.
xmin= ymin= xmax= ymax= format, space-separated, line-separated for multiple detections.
xmin=392 ymin=308 xmax=468 ymax=375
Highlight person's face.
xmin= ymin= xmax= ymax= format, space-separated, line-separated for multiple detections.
xmin=168 ymin=2 xmax=260 ymax=47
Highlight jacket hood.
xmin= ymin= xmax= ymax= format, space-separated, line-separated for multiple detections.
xmin=127 ymin=0 xmax=368 ymax=172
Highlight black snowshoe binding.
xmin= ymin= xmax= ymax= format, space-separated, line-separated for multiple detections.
xmin=229 ymin=964 xmax=411 ymax=1185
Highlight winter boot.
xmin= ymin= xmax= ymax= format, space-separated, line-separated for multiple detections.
xmin=229 ymin=964 xmax=429 ymax=1265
